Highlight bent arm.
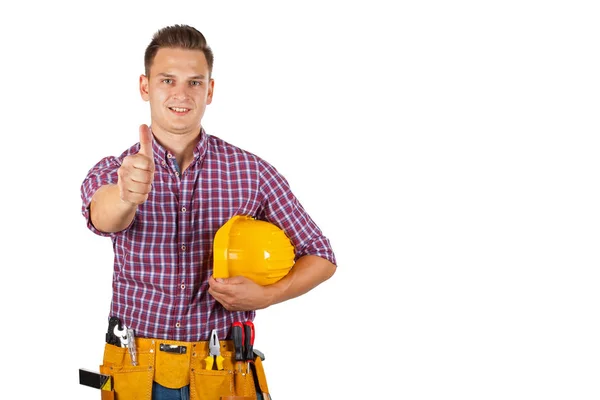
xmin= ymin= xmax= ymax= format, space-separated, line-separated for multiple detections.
xmin=264 ymin=255 xmax=336 ymax=307
xmin=90 ymin=184 xmax=137 ymax=233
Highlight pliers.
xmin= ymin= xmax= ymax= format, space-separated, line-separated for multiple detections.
xmin=204 ymin=329 xmax=224 ymax=370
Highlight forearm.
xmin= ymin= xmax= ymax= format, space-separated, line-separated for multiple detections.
xmin=90 ymin=184 xmax=137 ymax=233
xmin=265 ymin=255 xmax=336 ymax=307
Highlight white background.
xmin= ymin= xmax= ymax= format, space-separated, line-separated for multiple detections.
xmin=1 ymin=1 xmax=599 ymax=399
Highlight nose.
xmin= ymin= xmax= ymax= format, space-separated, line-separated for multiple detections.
xmin=171 ymin=83 xmax=189 ymax=101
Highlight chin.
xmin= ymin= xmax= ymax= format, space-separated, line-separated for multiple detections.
xmin=171 ymin=124 xmax=198 ymax=134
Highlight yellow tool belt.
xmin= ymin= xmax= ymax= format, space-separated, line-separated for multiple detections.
xmin=99 ymin=337 xmax=270 ymax=400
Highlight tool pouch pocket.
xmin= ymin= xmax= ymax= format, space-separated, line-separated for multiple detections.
xmin=233 ymin=365 xmax=256 ymax=398
xmin=155 ymin=343 xmax=192 ymax=389
xmin=190 ymin=348 xmax=234 ymax=400
xmin=190 ymin=368 xmax=234 ymax=399
xmin=100 ymin=343 xmax=154 ymax=400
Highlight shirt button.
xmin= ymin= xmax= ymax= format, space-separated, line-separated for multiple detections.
xmin=181 ymin=284 xmax=185 ymax=289
xmin=181 ymin=244 xmax=186 ymax=251
xmin=175 ymin=171 xmax=180 ymax=177
xmin=161 ymin=161 xmax=166 ymax=166
xmin=181 ymin=207 xmax=187 ymax=213
xmin=176 ymin=322 xmax=181 ymax=328
xmin=167 ymin=153 xmax=173 ymax=158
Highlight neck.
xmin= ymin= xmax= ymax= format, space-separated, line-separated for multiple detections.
xmin=150 ymin=125 xmax=202 ymax=172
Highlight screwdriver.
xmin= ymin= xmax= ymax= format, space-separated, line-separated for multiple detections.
xmin=243 ymin=321 xmax=255 ymax=373
xmin=126 ymin=328 xmax=137 ymax=366
xmin=231 ymin=322 xmax=245 ymax=372
xmin=243 ymin=321 xmax=265 ymax=399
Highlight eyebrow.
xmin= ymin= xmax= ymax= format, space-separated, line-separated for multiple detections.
xmin=157 ymin=73 xmax=207 ymax=80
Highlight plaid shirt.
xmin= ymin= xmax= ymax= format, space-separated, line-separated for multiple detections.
xmin=80 ymin=128 xmax=336 ymax=342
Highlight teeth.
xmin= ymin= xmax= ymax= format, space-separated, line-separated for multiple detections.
xmin=171 ymin=107 xmax=189 ymax=112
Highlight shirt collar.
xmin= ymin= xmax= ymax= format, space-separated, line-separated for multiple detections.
xmin=147 ymin=126 xmax=209 ymax=165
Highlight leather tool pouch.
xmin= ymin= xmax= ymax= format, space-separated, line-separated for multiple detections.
xmin=100 ymin=343 xmax=154 ymax=400
xmin=100 ymin=339 xmax=271 ymax=400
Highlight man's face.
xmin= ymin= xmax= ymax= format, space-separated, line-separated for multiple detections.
xmin=140 ymin=47 xmax=214 ymax=136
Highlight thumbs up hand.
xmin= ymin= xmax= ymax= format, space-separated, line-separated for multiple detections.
xmin=117 ymin=124 xmax=156 ymax=206
xmin=137 ymin=124 xmax=154 ymax=159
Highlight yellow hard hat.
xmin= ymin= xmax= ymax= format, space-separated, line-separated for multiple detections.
xmin=213 ymin=215 xmax=295 ymax=285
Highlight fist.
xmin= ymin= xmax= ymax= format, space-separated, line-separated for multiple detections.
xmin=117 ymin=124 xmax=155 ymax=205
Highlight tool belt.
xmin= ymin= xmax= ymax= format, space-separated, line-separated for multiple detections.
xmin=99 ymin=337 xmax=270 ymax=400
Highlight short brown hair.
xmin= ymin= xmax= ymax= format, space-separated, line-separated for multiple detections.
xmin=144 ymin=24 xmax=214 ymax=77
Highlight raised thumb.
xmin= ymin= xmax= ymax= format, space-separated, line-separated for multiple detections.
xmin=138 ymin=124 xmax=154 ymax=159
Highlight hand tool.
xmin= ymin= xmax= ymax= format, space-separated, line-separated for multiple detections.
xmin=204 ymin=329 xmax=224 ymax=370
xmin=241 ymin=321 xmax=269 ymax=400
xmin=105 ymin=317 xmax=137 ymax=366
xmin=231 ymin=321 xmax=245 ymax=372
xmin=243 ymin=321 xmax=255 ymax=373
xmin=79 ymin=368 xmax=113 ymax=391
xmin=106 ymin=317 xmax=128 ymax=347
xmin=126 ymin=328 xmax=138 ymax=366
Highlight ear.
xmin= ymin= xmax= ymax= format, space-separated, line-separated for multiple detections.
xmin=206 ymin=79 xmax=215 ymax=105
xmin=139 ymin=74 xmax=150 ymax=101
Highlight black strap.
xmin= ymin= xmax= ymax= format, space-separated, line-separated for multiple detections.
xmin=250 ymin=361 xmax=264 ymax=400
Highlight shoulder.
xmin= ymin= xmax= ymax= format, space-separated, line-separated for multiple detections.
xmin=205 ymin=134 xmax=274 ymax=170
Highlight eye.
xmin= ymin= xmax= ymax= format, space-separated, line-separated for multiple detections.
xmin=162 ymin=79 xmax=173 ymax=84
xmin=190 ymin=80 xmax=202 ymax=87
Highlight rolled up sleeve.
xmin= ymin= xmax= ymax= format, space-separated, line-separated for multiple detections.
xmin=258 ymin=161 xmax=337 ymax=266
xmin=80 ymin=156 xmax=122 ymax=237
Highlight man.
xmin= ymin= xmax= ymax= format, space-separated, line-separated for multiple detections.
xmin=80 ymin=24 xmax=337 ymax=399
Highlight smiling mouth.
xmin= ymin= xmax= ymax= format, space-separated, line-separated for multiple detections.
xmin=169 ymin=107 xmax=190 ymax=113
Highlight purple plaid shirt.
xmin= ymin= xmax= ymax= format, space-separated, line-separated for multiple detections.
xmin=81 ymin=128 xmax=336 ymax=342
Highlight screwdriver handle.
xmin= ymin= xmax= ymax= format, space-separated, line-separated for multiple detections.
xmin=232 ymin=322 xmax=245 ymax=362
xmin=243 ymin=321 xmax=255 ymax=361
